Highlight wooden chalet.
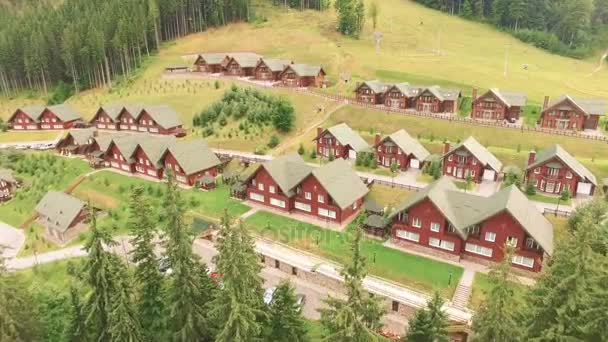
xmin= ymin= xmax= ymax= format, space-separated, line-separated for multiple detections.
xmin=90 ymin=104 xmax=184 ymax=136
xmin=244 ymin=154 xmax=368 ymax=223
xmin=383 ymin=83 xmax=421 ymax=109
xmin=355 ymin=80 xmax=389 ymax=104
xmin=57 ymin=128 xmax=98 ymax=156
xmin=539 ymin=95 xmax=607 ymax=131
xmin=374 ymin=129 xmax=430 ymax=170
xmin=193 ymin=53 xmax=228 ymax=73
xmin=36 ymin=191 xmax=88 ymax=244
xmin=390 ymin=177 xmax=553 ymax=272
xmin=223 ymin=53 xmax=263 ymax=77
xmin=471 ymin=88 xmax=527 ymax=122
xmin=314 ymin=123 xmax=370 ymax=160
xmin=441 ymin=137 xmax=503 ymax=183
xmin=253 ymin=58 xmax=292 ymax=81
xmin=9 ymin=104 xmax=82 ymax=130
xmin=524 ymin=144 xmax=596 ymax=196
xmin=0 ymin=169 xmax=18 ymax=202
xmin=161 ymin=139 xmax=222 ymax=187
xmin=278 ymin=64 xmax=326 ymax=88
xmin=413 ymin=86 xmax=461 ymax=114
xmin=89 ymin=105 xmax=124 ymax=130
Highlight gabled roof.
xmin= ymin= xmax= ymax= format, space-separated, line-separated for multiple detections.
xmin=35 ymin=191 xmax=86 ymax=233
xmin=443 ymin=137 xmax=502 ymax=172
xmin=108 ymin=135 xmax=140 ymax=160
xmin=196 ymin=53 xmax=230 ymax=65
xmin=379 ymin=129 xmax=430 ymax=161
xmin=0 ymin=169 xmax=16 ymax=183
xmin=389 ymin=177 xmax=554 ymax=254
xmin=389 ymin=82 xmax=422 ymax=97
xmin=316 ymin=123 xmax=370 ymax=153
xmin=356 ymin=80 xmax=389 ymax=94
xmin=246 ymin=154 xmax=313 ymax=197
xmin=94 ymin=104 xmax=124 ymax=121
xmin=136 ymin=136 xmax=176 ymax=166
xmin=93 ymin=135 xmax=115 ymax=152
xmin=417 ymin=85 xmax=461 ymax=101
xmin=166 ymin=139 xmax=221 ymax=175
xmin=311 ymin=159 xmax=369 ymax=210
xmin=526 ymin=144 xmax=596 ymax=185
xmin=283 ymin=64 xmax=325 ymax=77
xmin=139 ymin=105 xmax=182 ymax=129
xmin=257 ymin=58 xmax=292 ymax=72
xmin=14 ymin=105 xmax=45 ymax=120
xmin=229 ymin=54 xmax=262 ymax=68
xmin=545 ymin=95 xmax=608 ymax=116
xmin=66 ymin=128 xmax=97 ymax=145
xmin=46 ymin=104 xmax=82 ymax=122
xmin=485 ymin=88 xmax=527 ymax=107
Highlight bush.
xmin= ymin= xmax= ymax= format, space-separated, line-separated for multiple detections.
xmin=525 ymin=181 xmax=537 ymax=196
xmin=267 ymin=135 xmax=280 ymax=148
xmin=214 ymin=80 xmax=220 ymax=89
xmin=297 ymin=144 xmax=305 ymax=155
xmin=512 ymin=29 xmax=589 ymax=59
xmin=310 ymin=149 xmax=317 ymax=159
xmin=47 ymin=81 xmax=74 ymax=105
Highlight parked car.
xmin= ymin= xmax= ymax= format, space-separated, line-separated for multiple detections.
xmin=14 ymin=144 xmax=28 ymax=150
xmin=40 ymin=143 xmax=55 ymax=150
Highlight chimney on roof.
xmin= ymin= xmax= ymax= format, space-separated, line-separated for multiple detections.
xmin=374 ymin=133 xmax=381 ymax=146
xmin=317 ymin=127 xmax=323 ymax=138
xmin=543 ymin=96 xmax=550 ymax=110
xmin=443 ymin=141 xmax=451 ymax=154
xmin=472 ymin=88 xmax=478 ymax=102
xmin=528 ymin=150 xmax=536 ymax=166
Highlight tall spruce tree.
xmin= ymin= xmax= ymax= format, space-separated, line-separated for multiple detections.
xmin=128 ymin=186 xmax=165 ymax=340
xmin=267 ymin=280 xmax=309 ymax=342
xmin=65 ymin=285 xmax=87 ymax=342
xmin=471 ymin=245 xmax=522 ymax=342
xmin=522 ymin=212 xmax=600 ymax=340
xmin=404 ymin=292 xmax=448 ymax=342
xmin=211 ymin=213 xmax=266 ymax=342
xmin=107 ymin=255 xmax=144 ymax=342
xmin=0 ymin=253 xmax=40 ymax=341
xmin=320 ymin=225 xmax=385 ymax=341
xmin=83 ymin=211 xmax=117 ymax=342
xmin=163 ymin=172 xmax=213 ymax=341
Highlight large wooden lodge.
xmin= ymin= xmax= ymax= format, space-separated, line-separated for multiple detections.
xmin=8 ymin=104 xmax=83 ymax=130
xmin=89 ymin=104 xmax=184 ymax=136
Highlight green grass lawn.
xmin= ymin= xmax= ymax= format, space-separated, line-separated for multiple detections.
xmin=0 ymin=130 xmax=63 ymax=143
xmin=0 ymin=155 xmax=90 ymax=227
xmin=367 ymin=184 xmax=415 ymax=208
xmin=526 ymin=192 xmax=572 ymax=205
xmin=469 ymin=272 xmax=528 ymax=310
xmin=453 ymin=180 xmax=475 ymax=191
xmin=244 ymin=210 xmax=463 ymax=297
xmin=16 ymin=258 xmax=84 ymax=291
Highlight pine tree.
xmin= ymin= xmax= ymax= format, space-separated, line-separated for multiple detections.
xmin=471 ymin=245 xmax=522 ymax=342
xmin=460 ymin=0 xmax=474 ymax=18
xmin=65 ymin=285 xmax=87 ymax=342
xmin=368 ymin=1 xmax=379 ymax=29
xmin=83 ymin=211 xmax=117 ymax=342
xmin=128 ymin=186 xmax=165 ymax=340
xmin=107 ymin=255 xmax=144 ymax=342
xmin=522 ymin=212 xmax=600 ymax=340
xmin=211 ymin=213 xmax=266 ymax=342
xmin=404 ymin=292 xmax=448 ymax=342
xmin=163 ymin=172 xmax=213 ymax=341
xmin=320 ymin=225 xmax=385 ymax=341
xmin=0 ymin=254 xmax=40 ymax=341
xmin=267 ymin=281 xmax=309 ymax=342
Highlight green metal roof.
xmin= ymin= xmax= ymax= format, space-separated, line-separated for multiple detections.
xmin=527 ymin=144 xmax=596 ymax=185
xmin=320 ymin=123 xmax=370 ymax=153
xmin=47 ymin=104 xmax=82 ymax=122
xmin=545 ymin=95 xmax=607 ymax=116
xmin=246 ymin=154 xmax=313 ymax=197
xmin=141 ymin=105 xmax=183 ymax=129
xmin=35 ymin=191 xmax=86 ymax=233
xmin=167 ymin=139 xmax=221 ymax=175
xmin=283 ymin=64 xmax=324 ymax=77
xmin=311 ymin=159 xmax=369 ymax=210
xmin=486 ymin=88 xmax=527 ymax=107
xmin=66 ymin=128 xmax=97 ymax=145
xmin=357 ymin=80 xmax=389 ymax=94
xmin=378 ymin=129 xmax=430 ymax=161
xmin=389 ymin=177 xmax=554 ymax=254
xmin=443 ymin=136 xmax=503 ymax=173
xmin=259 ymin=58 xmax=292 ymax=72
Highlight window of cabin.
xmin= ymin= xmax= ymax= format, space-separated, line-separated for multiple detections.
xmin=412 ymin=217 xmax=422 ymax=228
xmin=430 ymin=222 xmax=440 ymax=232
xmin=258 ymin=183 xmax=264 ymax=191
xmin=269 ymin=185 xmax=276 ymax=194
xmin=566 ymin=171 xmax=573 ymax=179
xmin=305 ymin=192 xmax=311 ymax=200
xmin=485 ymin=232 xmax=496 ymax=242
xmin=506 ymin=236 xmax=518 ymax=247
xmin=534 ymin=167 xmax=540 ymax=174
xmin=318 ymin=195 xmax=324 ymax=203
xmin=448 ymin=155 xmax=453 ymax=162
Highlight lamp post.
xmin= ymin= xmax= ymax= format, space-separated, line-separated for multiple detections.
xmin=448 ymin=272 xmax=453 ymax=286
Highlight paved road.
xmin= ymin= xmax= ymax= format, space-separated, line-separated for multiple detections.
xmin=0 ymin=221 xmax=26 ymax=258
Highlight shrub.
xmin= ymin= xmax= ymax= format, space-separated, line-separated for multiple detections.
xmin=214 ymin=80 xmax=220 ymax=89
xmin=47 ymin=81 xmax=74 ymax=105
xmin=310 ymin=149 xmax=317 ymax=159
xmin=525 ymin=181 xmax=537 ymax=196
xmin=297 ymin=143 xmax=305 ymax=155
xmin=267 ymin=135 xmax=280 ymax=148
xmin=370 ymin=154 xmax=378 ymax=169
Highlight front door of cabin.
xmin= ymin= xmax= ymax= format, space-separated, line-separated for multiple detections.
xmin=456 ymin=168 xmax=463 ymax=178
xmin=545 ymin=182 xmax=556 ymax=193
xmin=483 ymin=110 xmax=492 ymax=120
xmin=422 ymin=103 xmax=432 ymax=113
xmin=557 ymin=120 xmax=567 ymax=130
xmin=390 ymin=99 xmax=400 ymax=108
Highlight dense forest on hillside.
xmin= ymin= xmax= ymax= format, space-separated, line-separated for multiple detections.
xmin=414 ymin=0 xmax=608 ymax=58
xmin=267 ymin=0 xmax=329 ymax=10
xmin=0 ymin=0 xmax=252 ymax=96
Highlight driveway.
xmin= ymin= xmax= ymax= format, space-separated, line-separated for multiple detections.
xmin=0 ymin=221 xmax=25 ymax=259
xmin=472 ymin=180 xmax=501 ymax=197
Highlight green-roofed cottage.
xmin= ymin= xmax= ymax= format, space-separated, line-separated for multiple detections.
xmin=90 ymin=104 xmax=184 ymax=136
xmin=413 ymin=85 xmax=462 ymax=114
xmin=8 ymin=104 xmax=83 ymax=130
xmin=471 ymin=88 xmax=527 ymax=122
xmin=162 ymin=139 xmax=222 ymax=187
xmin=57 ymin=128 xmax=98 ymax=156
xmin=314 ymin=123 xmax=370 ymax=160
xmin=35 ymin=191 xmax=88 ymax=244
xmin=253 ymin=58 xmax=293 ymax=81
xmin=355 ymin=80 xmax=390 ymax=104
xmin=524 ymin=144 xmax=597 ymax=196
xmin=373 ymin=129 xmax=431 ymax=170
xmin=441 ymin=136 xmax=503 ymax=183
xmin=389 ymin=176 xmax=553 ymax=272
xmin=0 ymin=168 xmax=18 ymax=202
xmin=244 ymin=154 xmax=368 ymax=224
xmin=278 ymin=63 xmax=326 ymax=88
xmin=540 ymin=95 xmax=607 ymax=131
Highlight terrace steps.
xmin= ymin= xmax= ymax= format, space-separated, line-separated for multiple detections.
xmin=451 ymin=284 xmax=472 ymax=310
